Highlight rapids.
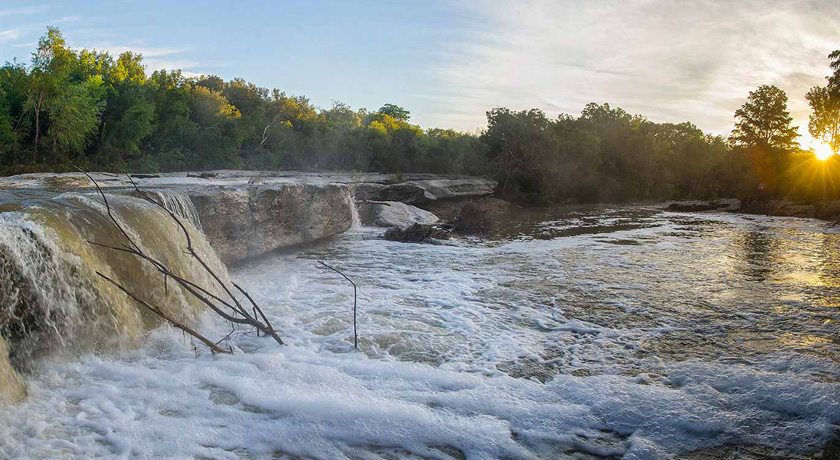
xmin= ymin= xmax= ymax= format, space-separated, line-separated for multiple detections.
xmin=0 ymin=203 xmax=838 ymax=459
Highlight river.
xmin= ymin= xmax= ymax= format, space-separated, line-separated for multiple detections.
xmin=1 ymin=205 xmax=839 ymax=459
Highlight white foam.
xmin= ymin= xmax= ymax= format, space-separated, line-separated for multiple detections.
xmin=1 ymin=209 xmax=839 ymax=459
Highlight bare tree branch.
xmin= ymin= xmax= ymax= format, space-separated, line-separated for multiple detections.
xmin=318 ymin=261 xmax=358 ymax=350
xmin=97 ymin=272 xmax=230 ymax=354
xmin=76 ymin=167 xmax=285 ymax=352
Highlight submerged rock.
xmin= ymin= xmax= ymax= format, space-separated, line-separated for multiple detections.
xmin=384 ymin=223 xmax=451 ymax=243
xmin=358 ymin=201 xmax=439 ymax=228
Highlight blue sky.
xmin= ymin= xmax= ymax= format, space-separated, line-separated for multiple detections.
xmin=1 ymin=1 xmax=839 ymax=145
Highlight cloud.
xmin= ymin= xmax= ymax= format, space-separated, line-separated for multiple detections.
xmin=0 ymin=6 xmax=47 ymax=17
xmin=0 ymin=29 xmax=20 ymax=43
xmin=430 ymin=0 xmax=840 ymax=142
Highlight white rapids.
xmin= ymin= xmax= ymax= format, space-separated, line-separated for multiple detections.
xmin=1 ymin=207 xmax=839 ymax=459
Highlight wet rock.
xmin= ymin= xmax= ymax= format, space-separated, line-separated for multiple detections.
xmin=384 ymin=223 xmax=451 ymax=243
xmin=186 ymin=172 xmax=218 ymax=179
xmin=354 ymin=178 xmax=497 ymax=204
xmin=666 ymin=198 xmax=741 ymax=212
xmin=409 ymin=178 xmax=496 ymax=201
xmin=358 ymin=201 xmax=439 ymax=228
xmin=189 ymin=184 xmax=352 ymax=264
xmin=365 ymin=183 xmax=437 ymax=204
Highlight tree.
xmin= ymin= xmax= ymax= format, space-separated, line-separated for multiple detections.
xmin=828 ymin=49 xmax=840 ymax=95
xmin=28 ymin=27 xmax=76 ymax=159
xmin=0 ymin=86 xmax=15 ymax=153
xmin=805 ymin=86 xmax=840 ymax=156
xmin=46 ymin=77 xmax=104 ymax=161
xmin=378 ymin=103 xmax=410 ymax=122
xmin=730 ymin=85 xmax=799 ymax=151
xmin=481 ymin=108 xmax=560 ymax=201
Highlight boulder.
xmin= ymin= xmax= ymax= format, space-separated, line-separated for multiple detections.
xmin=189 ymin=184 xmax=352 ymax=264
xmin=409 ymin=178 xmax=497 ymax=201
xmin=358 ymin=201 xmax=439 ymax=228
xmin=355 ymin=178 xmax=497 ymax=204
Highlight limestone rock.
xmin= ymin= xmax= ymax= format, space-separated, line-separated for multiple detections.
xmin=366 ymin=183 xmax=437 ymax=204
xmin=358 ymin=201 xmax=439 ymax=228
xmin=189 ymin=184 xmax=352 ymax=264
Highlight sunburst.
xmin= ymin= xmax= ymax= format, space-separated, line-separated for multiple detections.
xmin=813 ymin=141 xmax=834 ymax=161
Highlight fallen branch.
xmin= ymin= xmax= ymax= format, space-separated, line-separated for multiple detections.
xmin=76 ymin=167 xmax=284 ymax=353
xmin=318 ymin=261 xmax=358 ymax=350
xmin=98 ymin=271 xmax=230 ymax=354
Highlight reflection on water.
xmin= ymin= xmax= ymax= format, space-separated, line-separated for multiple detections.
xmin=240 ymin=206 xmax=840 ymax=381
xmin=2 ymin=204 xmax=839 ymax=459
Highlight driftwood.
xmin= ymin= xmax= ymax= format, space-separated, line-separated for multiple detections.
xmin=318 ymin=261 xmax=358 ymax=350
xmin=186 ymin=172 xmax=218 ymax=179
xmin=77 ymin=168 xmax=284 ymax=353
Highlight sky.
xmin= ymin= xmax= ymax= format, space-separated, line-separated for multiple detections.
xmin=1 ymin=0 xmax=839 ymax=147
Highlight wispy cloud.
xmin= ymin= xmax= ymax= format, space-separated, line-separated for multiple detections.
xmin=0 ymin=6 xmax=47 ymax=17
xmin=0 ymin=29 xmax=20 ymax=43
xmin=431 ymin=0 xmax=840 ymax=144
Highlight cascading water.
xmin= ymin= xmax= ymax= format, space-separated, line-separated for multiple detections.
xmin=0 ymin=192 xmax=229 ymax=402
xmin=345 ymin=187 xmax=363 ymax=230
xmin=145 ymin=190 xmax=204 ymax=231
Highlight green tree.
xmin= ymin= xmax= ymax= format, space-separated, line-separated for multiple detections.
xmin=28 ymin=27 xmax=77 ymax=159
xmin=481 ymin=108 xmax=560 ymax=201
xmin=730 ymin=85 xmax=799 ymax=151
xmin=46 ymin=77 xmax=104 ymax=162
xmin=378 ymin=103 xmax=410 ymax=122
xmin=0 ymin=86 xmax=15 ymax=153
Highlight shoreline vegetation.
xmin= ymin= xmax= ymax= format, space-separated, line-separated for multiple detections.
xmin=1 ymin=28 xmax=840 ymax=208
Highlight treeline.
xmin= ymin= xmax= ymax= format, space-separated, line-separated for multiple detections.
xmin=2 ymin=27 xmax=840 ymax=205
xmin=0 ymin=28 xmax=487 ymax=176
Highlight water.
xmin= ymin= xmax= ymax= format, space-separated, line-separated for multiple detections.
xmin=0 ymin=191 xmax=228 ymax=402
xmin=1 ymin=206 xmax=839 ymax=459
xmin=146 ymin=190 xmax=204 ymax=231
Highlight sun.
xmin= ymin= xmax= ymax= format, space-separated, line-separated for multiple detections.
xmin=813 ymin=141 xmax=834 ymax=161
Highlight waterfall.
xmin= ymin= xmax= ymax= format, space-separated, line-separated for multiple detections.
xmin=345 ymin=187 xmax=363 ymax=230
xmin=145 ymin=190 xmax=203 ymax=231
xmin=0 ymin=192 xmax=229 ymax=402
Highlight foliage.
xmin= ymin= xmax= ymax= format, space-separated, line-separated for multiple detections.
xmin=1 ymin=28 xmax=839 ymax=205
xmin=806 ymin=85 xmax=840 ymax=155
xmin=731 ymin=85 xmax=799 ymax=152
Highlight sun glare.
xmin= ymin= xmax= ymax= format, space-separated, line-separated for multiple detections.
xmin=813 ymin=142 xmax=834 ymax=161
